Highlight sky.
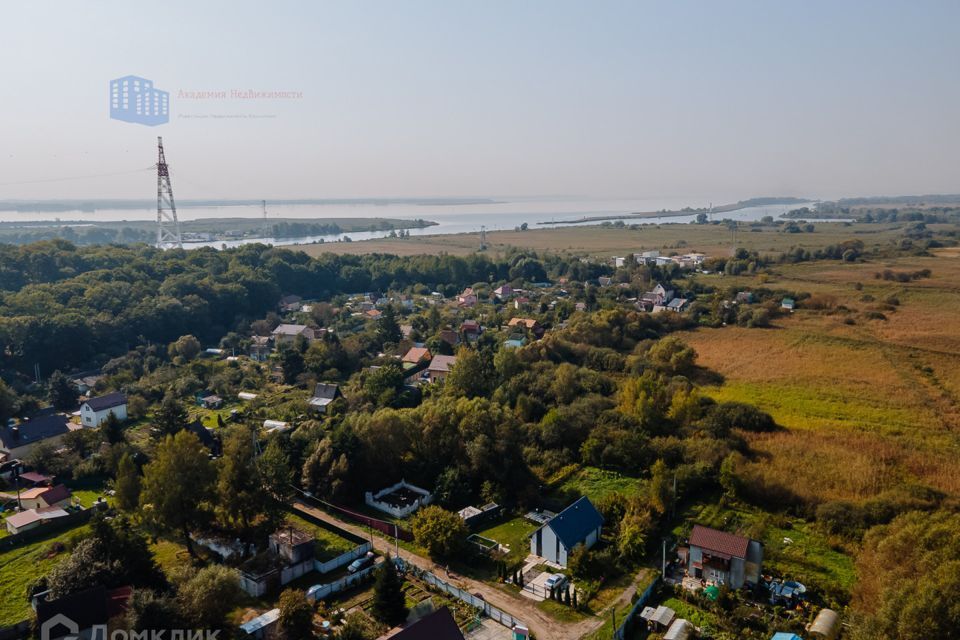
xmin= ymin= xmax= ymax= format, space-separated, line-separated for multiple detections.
xmin=0 ymin=0 xmax=958 ymax=203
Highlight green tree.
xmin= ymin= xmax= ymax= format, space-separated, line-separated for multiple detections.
xmin=101 ymin=411 xmax=124 ymax=444
xmin=152 ymin=393 xmax=188 ymax=439
xmin=140 ymin=430 xmax=215 ymax=558
xmin=278 ymin=588 xmax=315 ymax=640
xmin=443 ymin=348 xmax=487 ymax=398
xmin=168 ymin=334 xmax=202 ymax=361
xmin=410 ymin=505 xmax=467 ymax=560
xmin=177 ymin=565 xmax=242 ymax=630
xmin=647 ymin=336 xmax=697 ymax=375
xmin=376 ymin=305 xmax=402 ymax=347
xmin=217 ymin=424 xmax=280 ymax=538
xmin=280 ymin=347 xmax=306 ymax=384
xmin=46 ymin=515 xmax=166 ymax=598
xmin=0 ymin=380 xmax=19 ymax=425
xmin=125 ymin=590 xmax=184 ymax=633
xmin=648 ymin=459 xmax=671 ymax=515
xmin=114 ymin=453 xmax=141 ymax=512
xmin=371 ymin=555 xmax=408 ymax=627
xmin=259 ymin=436 xmax=294 ymax=500
xmin=47 ymin=370 xmax=78 ymax=410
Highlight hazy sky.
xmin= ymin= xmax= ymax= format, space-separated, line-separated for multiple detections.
xmin=1 ymin=1 xmax=958 ymax=202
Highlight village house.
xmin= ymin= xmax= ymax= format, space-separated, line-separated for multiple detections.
xmin=71 ymin=374 xmax=103 ymax=395
xmin=271 ymin=324 xmax=315 ymax=347
xmin=80 ymin=392 xmax=128 ymax=427
xmin=654 ymin=298 xmax=689 ymax=313
xmin=195 ymin=390 xmax=223 ymax=410
xmin=781 ymin=298 xmax=796 ymax=311
xmin=735 ymin=291 xmax=755 ymax=304
xmin=513 ymin=296 xmax=531 ymax=309
xmin=387 ymin=607 xmax=465 ymax=640
xmin=493 ymin=284 xmax=514 ymax=300
xmin=308 ymin=383 xmax=343 ymax=414
xmin=530 ymin=496 xmax=603 ymax=567
xmin=438 ymin=328 xmax=460 ymax=348
xmin=0 ymin=413 xmax=71 ymax=460
xmin=635 ymin=250 xmax=660 ymax=265
xmin=683 ymin=524 xmax=763 ymax=589
xmin=426 ymin=355 xmax=457 ymax=383
xmin=457 ymin=287 xmax=478 ymax=307
xmin=278 ymin=294 xmax=302 ymax=312
xmin=5 ymin=505 xmax=71 ymax=535
xmin=507 ymin=317 xmax=544 ymax=338
xmin=598 ymin=276 xmax=613 ymax=287
xmin=1 ymin=483 xmax=72 ymax=511
xmin=402 ymin=347 xmax=432 ymax=366
xmin=249 ymin=335 xmax=272 ymax=362
xmin=460 ymin=319 xmax=482 ymax=341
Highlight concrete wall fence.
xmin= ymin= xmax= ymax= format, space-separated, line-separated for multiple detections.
xmin=364 ymin=480 xmax=433 ymax=519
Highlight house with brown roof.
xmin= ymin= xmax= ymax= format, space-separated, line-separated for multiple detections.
xmin=685 ymin=524 xmax=763 ymax=588
xmin=2 ymin=484 xmax=73 ymax=511
xmin=402 ymin=347 xmax=432 ymax=366
xmin=457 ymin=288 xmax=478 ymax=307
xmin=426 ymin=355 xmax=457 ymax=383
xmin=5 ymin=505 xmax=71 ymax=535
xmin=507 ymin=317 xmax=544 ymax=338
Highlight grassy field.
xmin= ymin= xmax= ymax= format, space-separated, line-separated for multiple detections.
xmin=553 ymin=466 xmax=643 ymax=503
xmin=296 ymin=221 xmax=912 ymax=258
xmin=679 ymin=250 xmax=960 ymax=503
xmin=285 ymin=513 xmax=359 ymax=561
xmin=475 ymin=516 xmax=538 ymax=565
xmin=0 ymin=525 xmax=89 ymax=625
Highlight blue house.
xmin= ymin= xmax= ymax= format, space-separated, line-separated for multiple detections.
xmin=530 ymin=496 xmax=603 ymax=567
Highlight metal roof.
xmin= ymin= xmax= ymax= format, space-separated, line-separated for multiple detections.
xmin=689 ymin=524 xmax=750 ymax=559
xmin=543 ymin=496 xmax=604 ymax=550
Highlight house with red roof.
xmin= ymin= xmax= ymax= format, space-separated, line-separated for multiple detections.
xmin=685 ymin=524 xmax=763 ymax=589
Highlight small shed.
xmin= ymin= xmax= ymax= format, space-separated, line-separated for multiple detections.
xmin=663 ymin=619 xmax=694 ymax=640
xmin=239 ymin=608 xmax=279 ymax=638
xmin=808 ymin=608 xmax=840 ymax=640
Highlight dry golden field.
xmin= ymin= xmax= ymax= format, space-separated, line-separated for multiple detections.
xmin=297 ymin=221 xmax=913 ymax=259
xmin=680 ymin=250 xmax=960 ymax=503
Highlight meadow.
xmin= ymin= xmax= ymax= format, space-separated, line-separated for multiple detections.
xmin=679 ymin=250 xmax=960 ymax=504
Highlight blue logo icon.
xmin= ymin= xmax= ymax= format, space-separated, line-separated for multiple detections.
xmin=110 ymin=75 xmax=169 ymax=126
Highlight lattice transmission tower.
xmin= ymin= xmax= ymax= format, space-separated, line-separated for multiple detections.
xmin=156 ymin=136 xmax=182 ymax=249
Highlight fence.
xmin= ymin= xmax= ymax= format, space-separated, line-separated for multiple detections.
xmin=294 ymin=497 xmax=414 ymax=542
xmin=316 ymin=541 xmax=372 ymax=575
xmin=305 ymin=564 xmax=377 ymax=602
xmin=0 ymin=504 xmax=103 ymax=552
xmin=364 ymin=480 xmax=433 ymax=519
xmin=400 ymin=560 xmax=525 ymax=631
xmin=613 ymin=576 xmax=661 ymax=640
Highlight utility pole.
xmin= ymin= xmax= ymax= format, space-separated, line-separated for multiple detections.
xmin=156 ymin=136 xmax=183 ymax=250
xmin=479 ymin=225 xmax=487 ymax=251
xmin=662 ymin=539 xmax=667 ymax=579
xmin=262 ymin=199 xmax=270 ymax=240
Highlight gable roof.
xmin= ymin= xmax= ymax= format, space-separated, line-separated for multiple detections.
xmin=403 ymin=347 xmax=432 ymax=363
xmin=544 ymin=496 xmax=604 ymax=550
xmin=83 ymin=392 xmax=127 ymax=412
xmin=392 ymin=607 xmax=464 ymax=640
xmin=39 ymin=484 xmax=72 ymax=505
xmin=689 ymin=524 xmax=750 ymax=559
xmin=429 ymin=355 xmax=457 ymax=373
xmin=312 ymin=383 xmax=342 ymax=401
xmin=272 ymin=323 xmax=309 ymax=336
xmin=0 ymin=413 xmax=70 ymax=450
xmin=508 ymin=317 xmax=539 ymax=329
xmin=6 ymin=505 xmax=69 ymax=529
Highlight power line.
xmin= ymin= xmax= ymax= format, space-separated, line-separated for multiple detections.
xmin=0 ymin=167 xmax=153 ymax=188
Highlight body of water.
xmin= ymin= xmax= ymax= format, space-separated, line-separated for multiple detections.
xmin=0 ymin=197 xmax=814 ymax=249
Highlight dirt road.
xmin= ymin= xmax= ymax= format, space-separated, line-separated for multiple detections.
xmin=292 ymin=500 xmax=609 ymax=640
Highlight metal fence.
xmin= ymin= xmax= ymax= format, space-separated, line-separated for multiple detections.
xmin=306 ymin=564 xmax=377 ymax=602
xmin=400 ymin=560 xmax=525 ymax=631
xmin=614 ymin=576 xmax=661 ymax=640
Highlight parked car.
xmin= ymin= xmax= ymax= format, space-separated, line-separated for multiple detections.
xmin=348 ymin=552 xmax=375 ymax=573
xmin=544 ymin=574 xmax=567 ymax=590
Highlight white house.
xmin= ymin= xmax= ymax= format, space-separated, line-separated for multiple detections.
xmin=80 ymin=392 xmax=127 ymax=428
xmin=530 ymin=496 xmax=604 ymax=567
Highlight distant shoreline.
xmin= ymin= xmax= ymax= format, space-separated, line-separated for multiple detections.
xmin=539 ymin=197 xmax=811 ymax=225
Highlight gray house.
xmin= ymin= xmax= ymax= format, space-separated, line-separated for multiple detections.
xmin=686 ymin=524 xmax=763 ymax=588
xmin=530 ymin=496 xmax=603 ymax=567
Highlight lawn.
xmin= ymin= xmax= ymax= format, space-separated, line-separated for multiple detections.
xmin=65 ymin=476 xmax=111 ymax=508
xmin=285 ymin=514 xmax=362 ymax=562
xmin=553 ymin=466 xmax=643 ymax=503
xmin=0 ymin=525 xmax=90 ymax=625
xmin=475 ymin=516 xmax=538 ymax=564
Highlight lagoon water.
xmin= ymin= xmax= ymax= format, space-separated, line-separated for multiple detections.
xmin=0 ymin=197 xmax=812 ymax=249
